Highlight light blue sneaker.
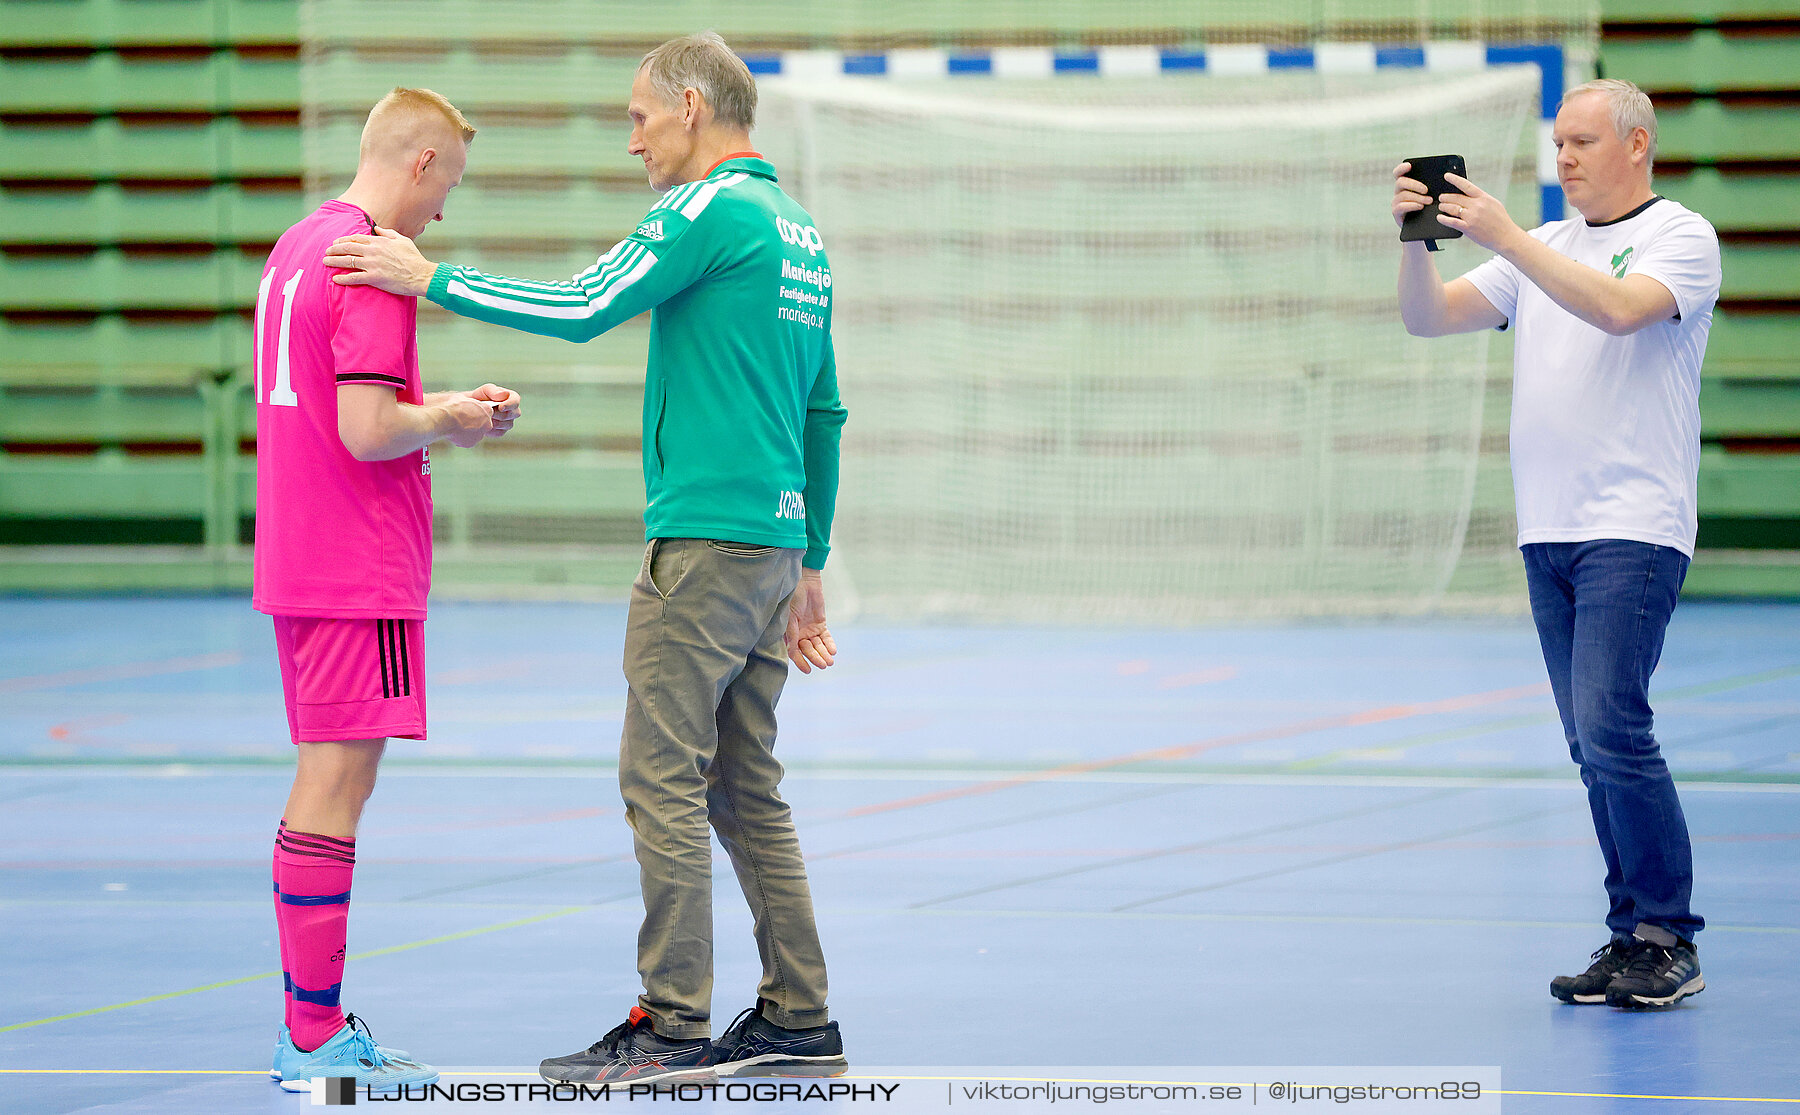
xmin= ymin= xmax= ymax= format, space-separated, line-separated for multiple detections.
xmin=272 ymin=1022 xmax=414 ymax=1081
xmin=275 ymin=1014 xmax=437 ymax=1093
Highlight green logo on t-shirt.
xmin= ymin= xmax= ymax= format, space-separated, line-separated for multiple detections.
xmin=1611 ymin=246 xmax=1634 ymax=278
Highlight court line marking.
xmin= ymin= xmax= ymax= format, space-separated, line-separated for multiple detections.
xmin=45 ymin=712 xmax=131 ymax=743
xmin=1664 ymin=663 xmax=1800 ymax=701
xmin=909 ymin=787 xmax=1469 ymax=907
xmin=814 ymin=782 xmax=1194 ymax=859
xmin=830 ymin=831 xmax=1800 ymax=860
xmin=839 ymin=682 xmax=1553 ymax=818
xmin=799 ymin=769 xmax=1800 ymax=792
xmin=841 ymin=905 xmax=1800 ymax=936
xmin=0 ymin=1070 xmax=270 ymax=1076
xmin=396 ymin=853 xmax=636 ymax=903
xmin=1292 ymin=663 xmax=1800 ymax=770
xmin=0 ymin=906 xmax=585 ymax=1034
xmin=4 ymin=827 xmax=1793 ymax=876
xmin=0 ymin=651 xmax=243 ymax=694
xmin=1672 ymin=713 xmax=1800 ymax=752
xmin=3 ymin=760 xmax=1797 ymax=791
xmin=1114 ymin=803 xmax=1576 ymax=911
xmin=0 ymin=1069 xmax=1792 ymax=1103
xmin=3 ymin=897 xmax=1792 ymax=936
xmin=1287 ymin=713 xmax=1552 ymax=768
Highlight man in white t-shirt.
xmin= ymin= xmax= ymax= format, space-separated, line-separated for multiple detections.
xmin=1394 ymin=78 xmax=1718 ymax=1009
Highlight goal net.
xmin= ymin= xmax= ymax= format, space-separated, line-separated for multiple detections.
xmin=757 ymin=68 xmax=1539 ymax=622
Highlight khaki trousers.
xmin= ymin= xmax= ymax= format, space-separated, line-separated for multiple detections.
xmin=619 ymin=537 xmax=830 ymax=1038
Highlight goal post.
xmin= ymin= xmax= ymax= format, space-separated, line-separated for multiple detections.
xmin=758 ymin=65 xmax=1541 ymax=621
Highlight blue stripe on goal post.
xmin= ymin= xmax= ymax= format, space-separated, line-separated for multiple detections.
xmin=743 ymin=42 xmax=1566 ymax=223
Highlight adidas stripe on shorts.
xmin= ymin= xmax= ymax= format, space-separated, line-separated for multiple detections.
xmin=273 ymin=616 xmax=426 ymax=744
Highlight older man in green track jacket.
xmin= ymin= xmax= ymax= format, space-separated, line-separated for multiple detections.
xmin=325 ymin=32 xmax=850 ymax=1087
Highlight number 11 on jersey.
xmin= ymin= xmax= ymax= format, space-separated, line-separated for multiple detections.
xmin=254 ymin=267 xmax=304 ymax=408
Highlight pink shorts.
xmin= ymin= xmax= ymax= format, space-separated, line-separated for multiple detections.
xmin=273 ymin=616 xmax=427 ymax=744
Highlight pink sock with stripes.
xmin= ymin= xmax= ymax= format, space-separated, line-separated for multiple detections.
xmin=273 ymin=825 xmax=356 ymax=1052
xmin=272 ymin=821 xmax=290 ymax=1025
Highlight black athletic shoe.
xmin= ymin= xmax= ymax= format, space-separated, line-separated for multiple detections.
xmin=1551 ymin=939 xmax=1639 ymax=1004
xmin=1606 ymin=939 xmax=1704 ymax=1009
xmin=713 ymin=1000 xmax=847 ymax=1078
xmin=539 ymin=1008 xmax=714 ymax=1086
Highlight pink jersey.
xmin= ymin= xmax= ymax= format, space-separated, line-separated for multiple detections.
xmin=252 ymin=200 xmax=432 ymax=620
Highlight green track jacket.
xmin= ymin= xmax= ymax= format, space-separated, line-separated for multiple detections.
xmin=427 ymin=156 xmax=847 ymax=569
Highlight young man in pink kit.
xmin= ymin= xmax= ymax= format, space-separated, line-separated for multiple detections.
xmin=252 ymin=87 xmax=521 ymax=1092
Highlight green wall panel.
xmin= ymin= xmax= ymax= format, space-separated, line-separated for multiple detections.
xmin=1603 ymin=31 xmax=1800 ymax=94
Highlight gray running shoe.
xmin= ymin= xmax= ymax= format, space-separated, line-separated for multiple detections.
xmin=713 ymin=1000 xmax=846 ymax=1078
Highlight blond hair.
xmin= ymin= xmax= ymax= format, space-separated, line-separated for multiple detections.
xmin=360 ymin=87 xmax=476 ymax=162
xmin=639 ymin=32 xmax=756 ymax=131
xmin=1563 ymin=78 xmax=1657 ymax=170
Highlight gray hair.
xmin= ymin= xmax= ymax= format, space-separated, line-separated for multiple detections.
xmin=639 ymin=31 xmax=757 ymax=131
xmin=1563 ymin=78 xmax=1658 ymax=170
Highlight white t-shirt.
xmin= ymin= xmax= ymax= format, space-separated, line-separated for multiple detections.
xmin=1462 ymin=197 xmax=1720 ymax=556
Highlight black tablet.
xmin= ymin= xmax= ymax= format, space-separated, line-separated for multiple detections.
xmin=1399 ymin=154 xmax=1467 ymax=249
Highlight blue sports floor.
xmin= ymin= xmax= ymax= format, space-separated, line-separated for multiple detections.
xmin=2 ymin=597 xmax=1798 ymax=1113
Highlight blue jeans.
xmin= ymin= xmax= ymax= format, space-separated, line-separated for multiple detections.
xmin=1522 ymin=540 xmax=1703 ymax=942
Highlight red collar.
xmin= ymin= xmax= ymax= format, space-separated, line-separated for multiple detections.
xmin=703 ymin=150 xmax=763 ymax=178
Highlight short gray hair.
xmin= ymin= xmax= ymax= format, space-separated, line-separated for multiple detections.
xmin=639 ymin=31 xmax=757 ymax=131
xmin=1563 ymin=78 xmax=1658 ymax=170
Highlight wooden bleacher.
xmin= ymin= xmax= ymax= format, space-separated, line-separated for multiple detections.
xmin=1602 ymin=0 xmax=1800 ymax=594
xmin=2 ymin=0 xmax=1792 ymax=597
